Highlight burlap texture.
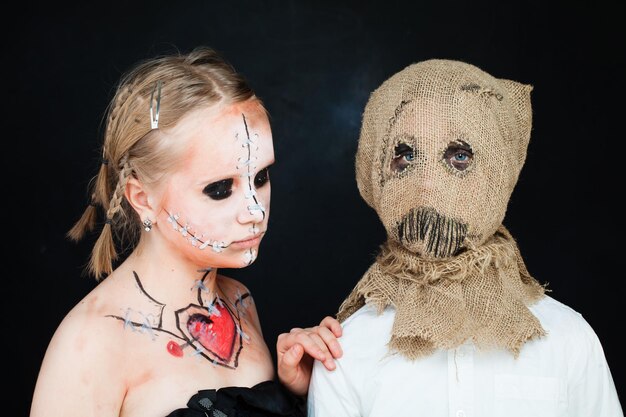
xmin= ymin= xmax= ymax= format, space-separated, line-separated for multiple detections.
xmin=356 ymin=59 xmax=533 ymax=256
xmin=342 ymin=59 xmax=545 ymax=358
xmin=337 ymin=226 xmax=546 ymax=358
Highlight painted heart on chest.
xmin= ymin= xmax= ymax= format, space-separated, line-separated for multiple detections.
xmin=175 ymin=302 xmax=242 ymax=368
xmin=187 ymin=304 xmax=236 ymax=361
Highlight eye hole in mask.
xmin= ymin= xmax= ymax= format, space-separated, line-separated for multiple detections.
xmin=443 ymin=140 xmax=473 ymax=172
xmin=391 ymin=143 xmax=415 ymax=173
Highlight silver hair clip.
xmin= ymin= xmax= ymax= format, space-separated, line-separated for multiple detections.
xmin=150 ymin=81 xmax=162 ymax=129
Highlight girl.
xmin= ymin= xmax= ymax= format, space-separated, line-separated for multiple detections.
xmin=30 ymin=46 xmax=341 ymax=417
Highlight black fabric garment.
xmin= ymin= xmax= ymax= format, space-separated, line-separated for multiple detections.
xmin=166 ymin=380 xmax=306 ymax=417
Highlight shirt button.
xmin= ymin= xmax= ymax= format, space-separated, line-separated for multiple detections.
xmin=456 ymin=410 xmax=466 ymax=417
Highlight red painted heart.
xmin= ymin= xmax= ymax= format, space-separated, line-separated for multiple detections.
xmin=187 ymin=304 xmax=236 ymax=361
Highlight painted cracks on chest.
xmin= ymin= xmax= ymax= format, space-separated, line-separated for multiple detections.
xmin=106 ymin=269 xmax=253 ymax=369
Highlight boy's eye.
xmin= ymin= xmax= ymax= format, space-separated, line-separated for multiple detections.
xmin=391 ymin=143 xmax=415 ymax=173
xmin=254 ymin=167 xmax=270 ymax=188
xmin=203 ymin=179 xmax=233 ymax=200
xmin=443 ymin=141 xmax=473 ymax=171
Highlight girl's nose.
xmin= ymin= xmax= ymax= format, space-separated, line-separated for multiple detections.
xmin=237 ymin=188 xmax=266 ymax=224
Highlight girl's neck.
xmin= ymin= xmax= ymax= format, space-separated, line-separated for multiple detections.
xmin=117 ymin=237 xmax=221 ymax=307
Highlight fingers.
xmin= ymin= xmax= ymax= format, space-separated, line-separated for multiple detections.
xmin=276 ymin=343 xmax=309 ymax=397
xmin=277 ymin=329 xmax=297 ymax=354
xmin=295 ymin=327 xmax=339 ymax=371
xmin=320 ymin=316 xmax=343 ymax=338
xmin=316 ymin=316 xmax=343 ymax=359
xmin=276 ymin=317 xmax=344 ymax=373
xmin=297 ymin=327 xmax=331 ymax=363
xmin=278 ymin=328 xmax=327 ymax=362
xmin=316 ymin=324 xmax=343 ymax=359
xmin=280 ymin=343 xmax=305 ymax=369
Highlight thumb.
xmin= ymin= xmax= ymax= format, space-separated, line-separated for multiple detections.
xmin=278 ymin=344 xmax=304 ymax=378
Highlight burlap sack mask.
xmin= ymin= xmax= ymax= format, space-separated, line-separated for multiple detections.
xmin=338 ymin=59 xmax=546 ymax=359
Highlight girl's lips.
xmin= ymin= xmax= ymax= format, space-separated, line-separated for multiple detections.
xmin=230 ymin=233 xmax=263 ymax=249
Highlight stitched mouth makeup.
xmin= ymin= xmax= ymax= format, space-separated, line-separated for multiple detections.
xmin=165 ymin=211 xmax=230 ymax=253
xmin=397 ymin=206 xmax=468 ymax=258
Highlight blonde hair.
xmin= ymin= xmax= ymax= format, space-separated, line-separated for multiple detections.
xmin=68 ymin=46 xmax=260 ymax=280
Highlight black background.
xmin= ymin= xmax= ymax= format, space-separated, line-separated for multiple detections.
xmin=8 ymin=1 xmax=624 ymax=415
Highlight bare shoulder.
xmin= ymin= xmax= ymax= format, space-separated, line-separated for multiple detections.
xmin=47 ymin=288 xmax=124 ymax=360
xmin=217 ymin=275 xmax=262 ymax=329
xmin=218 ymin=274 xmax=252 ymax=296
xmin=218 ymin=275 xmax=255 ymax=309
xmin=30 ymin=288 xmax=127 ymax=417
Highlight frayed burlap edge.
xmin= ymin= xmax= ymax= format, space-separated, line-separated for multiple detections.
xmin=337 ymin=225 xmax=547 ymax=359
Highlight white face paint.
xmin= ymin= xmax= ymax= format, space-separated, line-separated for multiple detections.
xmin=154 ymin=100 xmax=274 ymax=269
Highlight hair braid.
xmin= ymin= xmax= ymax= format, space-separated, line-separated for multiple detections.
xmin=66 ymin=83 xmax=137 ymax=243
xmin=96 ymin=84 xmax=136 ymax=209
xmin=66 ymin=192 xmax=99 ymax=242
xmin=69 ymin=46 xmax=259 ymax=280
xmin=88 ymin=154 xmax=133 ymax=280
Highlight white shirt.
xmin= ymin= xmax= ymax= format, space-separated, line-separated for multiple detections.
xmin=308 ymin=296 xmax=623 ymax=417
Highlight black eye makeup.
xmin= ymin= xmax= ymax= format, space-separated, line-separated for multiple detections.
xmin=203 ymin=178 xmax=233 ymax=200
xmin=202 ymin=165 xmax=271 ymax=201
xmin=443 ymin=140 xmax=473 ymax=172
xmin=391 ymin=143 xmax=415 ymax=173
xmin=254 ymin=167 xmax=270 ymax=188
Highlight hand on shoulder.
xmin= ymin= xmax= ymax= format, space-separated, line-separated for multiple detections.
xmin=276 ymin=316 xmax=343 ymax=396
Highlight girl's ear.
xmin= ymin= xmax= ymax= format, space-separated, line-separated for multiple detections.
xmin=125 ymin=177 xmax=158 ymax=223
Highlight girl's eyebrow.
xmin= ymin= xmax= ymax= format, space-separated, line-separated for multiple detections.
xmin=197 ymin=175 xmax=234 ymax=186
xmin=257 ymin=161 xmax=275 ymax=171
xmin=197 ymin=161 xmax=276 ymax=186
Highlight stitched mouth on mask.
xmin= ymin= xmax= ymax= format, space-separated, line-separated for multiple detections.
xmin=396 ymin=207 xmax=468 ymax=258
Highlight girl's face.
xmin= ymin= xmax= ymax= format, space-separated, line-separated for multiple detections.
xmin=154 ymin=100 xmax=274 ymax=269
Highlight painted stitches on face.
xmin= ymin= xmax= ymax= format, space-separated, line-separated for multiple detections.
xmin=166 ymin=211 xmax=229 ymax=252
xmin=162 ymin=110 xmax=271 ymax=264
xmin=397 ymin=207 xmax=468 ymax=258
xmin=239 ymin=113 xmax=267 ymax=221
xmin=237 ymin=113 xmax=269 ymax=266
